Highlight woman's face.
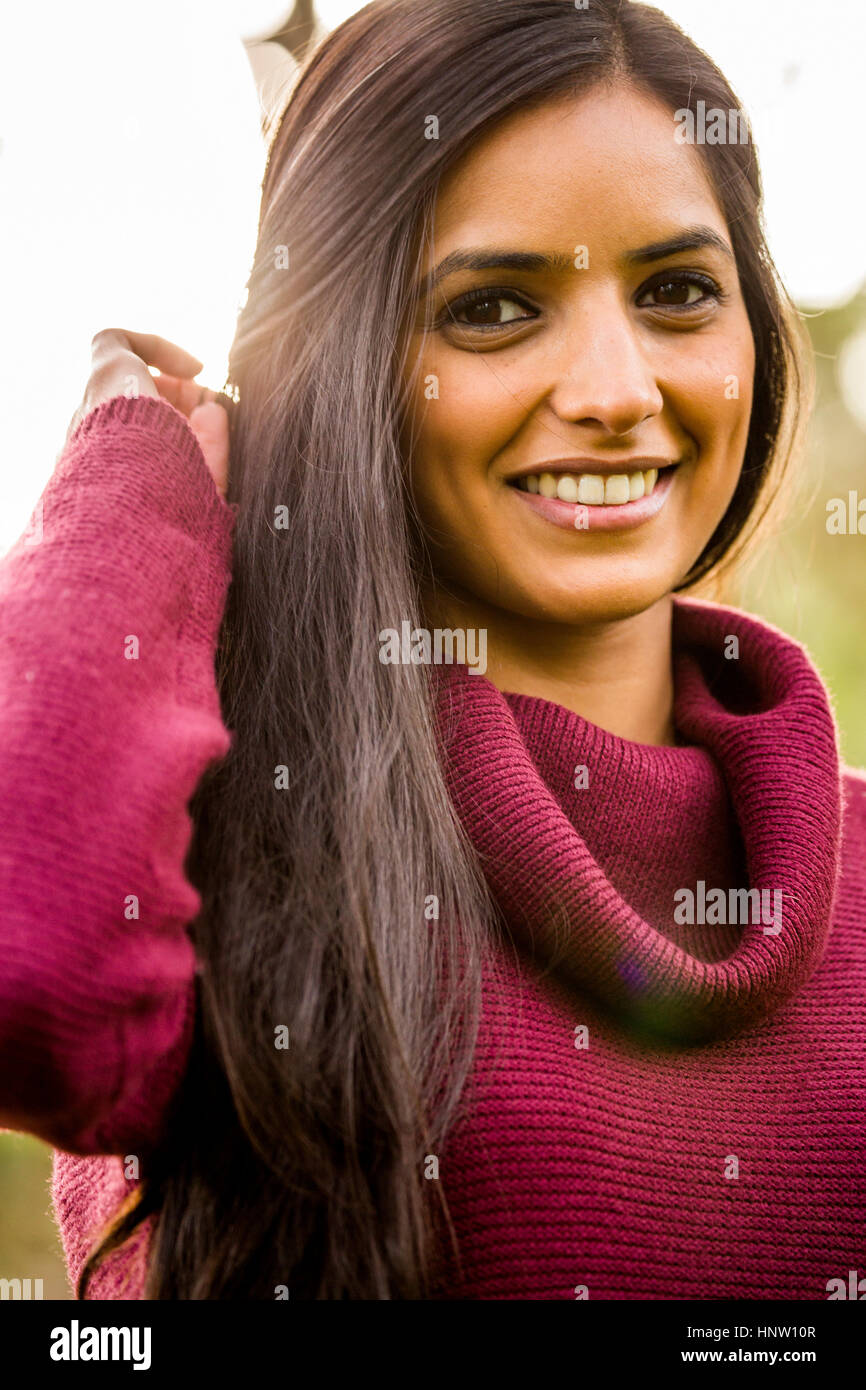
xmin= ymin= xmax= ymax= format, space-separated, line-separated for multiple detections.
xmin=402 ymin=82 xmax=755 ymax=625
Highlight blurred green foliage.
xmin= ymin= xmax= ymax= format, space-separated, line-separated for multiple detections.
xmin=1 ymin=292 xmax=864 ymax=1300
xmin=734 ymin=290 xmax=866 ymax=771
xmin=0 ymin=1132 xmax=69 ymax=1298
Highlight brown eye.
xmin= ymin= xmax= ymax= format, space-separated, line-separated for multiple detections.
xmin=636 ymin=272 xmax=722 ymax=311
xmin=462 ymin=297 xmax=506 ymax=324
xmin=653 ymin=280 xmax=696 ymax=305
xmin=448 ymin=291 xmax=535 ymax=327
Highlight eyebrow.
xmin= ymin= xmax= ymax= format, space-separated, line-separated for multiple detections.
xmin=415 ymin=226 xmax=735 ymax=297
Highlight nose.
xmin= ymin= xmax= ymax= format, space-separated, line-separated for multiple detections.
xmin=547 ymin=299 xmax=664 ymax=437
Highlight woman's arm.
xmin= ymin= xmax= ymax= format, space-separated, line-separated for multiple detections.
xmin=0 ymin=378 xmax=236 ymax=1156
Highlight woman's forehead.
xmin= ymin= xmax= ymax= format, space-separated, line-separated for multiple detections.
xmin=423 ymin=88 xmax=729 ymax=275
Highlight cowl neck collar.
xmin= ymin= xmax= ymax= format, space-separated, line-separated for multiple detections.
xmin=433 ymin=597 xmax=843 ymax=1041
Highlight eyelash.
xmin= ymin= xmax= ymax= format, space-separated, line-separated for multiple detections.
xmin=437 ymin=270 xmax=727 ymax=331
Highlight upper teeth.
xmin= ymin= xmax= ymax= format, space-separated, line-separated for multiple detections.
xmin=515 ymin=468 xmax=659 ymax=505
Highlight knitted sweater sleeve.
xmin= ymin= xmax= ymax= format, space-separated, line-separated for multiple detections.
xmin=0 ymin=392 xmax=236 ymax=1156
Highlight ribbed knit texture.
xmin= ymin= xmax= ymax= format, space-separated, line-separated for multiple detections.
xmin=430 ymin=631 xmax=866 ymax=1297
xmin=0 ymin=394 xmax=236 ymax=1297
xmin=1 ymin=394 xmax=864 ymax=1299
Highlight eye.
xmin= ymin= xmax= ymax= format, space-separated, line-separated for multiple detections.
xmin=636 ymin=270 xmax=724 ymax=311
xmin=442 ymin=286 xmax=538 ymax=329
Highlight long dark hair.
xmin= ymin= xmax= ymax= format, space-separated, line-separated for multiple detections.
xmin=80 ymin=0 xmax=809 ymax=1298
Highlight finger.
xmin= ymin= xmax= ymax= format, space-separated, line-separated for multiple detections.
xmin=152 ymin=375 xmax=186 ymax=411
xmin=189 ymin=402 xmax=230 ymax=497
xmin=88 ymin=351 xmax=156 ymax=400
xmin=92 ymin=329 xmax=203 ymax=378
xmin=153 ymin=374 xmax=202 ymax=416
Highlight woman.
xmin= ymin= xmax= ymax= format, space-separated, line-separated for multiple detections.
xmin=1 ymin=0 xmax=864 ymax=1301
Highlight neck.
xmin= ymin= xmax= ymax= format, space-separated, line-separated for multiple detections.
xmin=421 ymin=584 xmax=676 ymax=747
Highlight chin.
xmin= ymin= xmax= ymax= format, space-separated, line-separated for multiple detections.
xmin=498 ymin=565 xmax=682 ymax=627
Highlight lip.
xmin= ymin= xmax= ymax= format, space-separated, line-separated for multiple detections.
xmin=508 ymin=465 xmax=677 ymax=532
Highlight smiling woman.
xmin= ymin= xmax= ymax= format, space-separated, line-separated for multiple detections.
xmin=403 ymin=84 xmax=763 ymax=741
xmin=0 ymin=0 xmax=863 ymax=1308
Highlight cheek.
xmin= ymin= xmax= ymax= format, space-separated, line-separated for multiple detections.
xmin=668 ymin=335 xmax=755 ymax=494
xmin=408 ymin=354 xmax=525 ymax=508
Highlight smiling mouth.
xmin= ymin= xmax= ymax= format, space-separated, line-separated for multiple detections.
xmin=506 ymin=461 xmax=680 ymax=533
xmin=508 ymin=465 xmax=669 ymax=506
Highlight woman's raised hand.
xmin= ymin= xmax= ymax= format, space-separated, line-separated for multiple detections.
xmin=66 ymin=329 xmax=230 ymax=500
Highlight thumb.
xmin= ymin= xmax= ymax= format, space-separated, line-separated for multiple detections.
xmin=189 ymin=401 xmax=230 ymax=500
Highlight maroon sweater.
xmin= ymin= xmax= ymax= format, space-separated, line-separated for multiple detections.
xmin=1 ymin=393 xmax=864 ymax=1299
